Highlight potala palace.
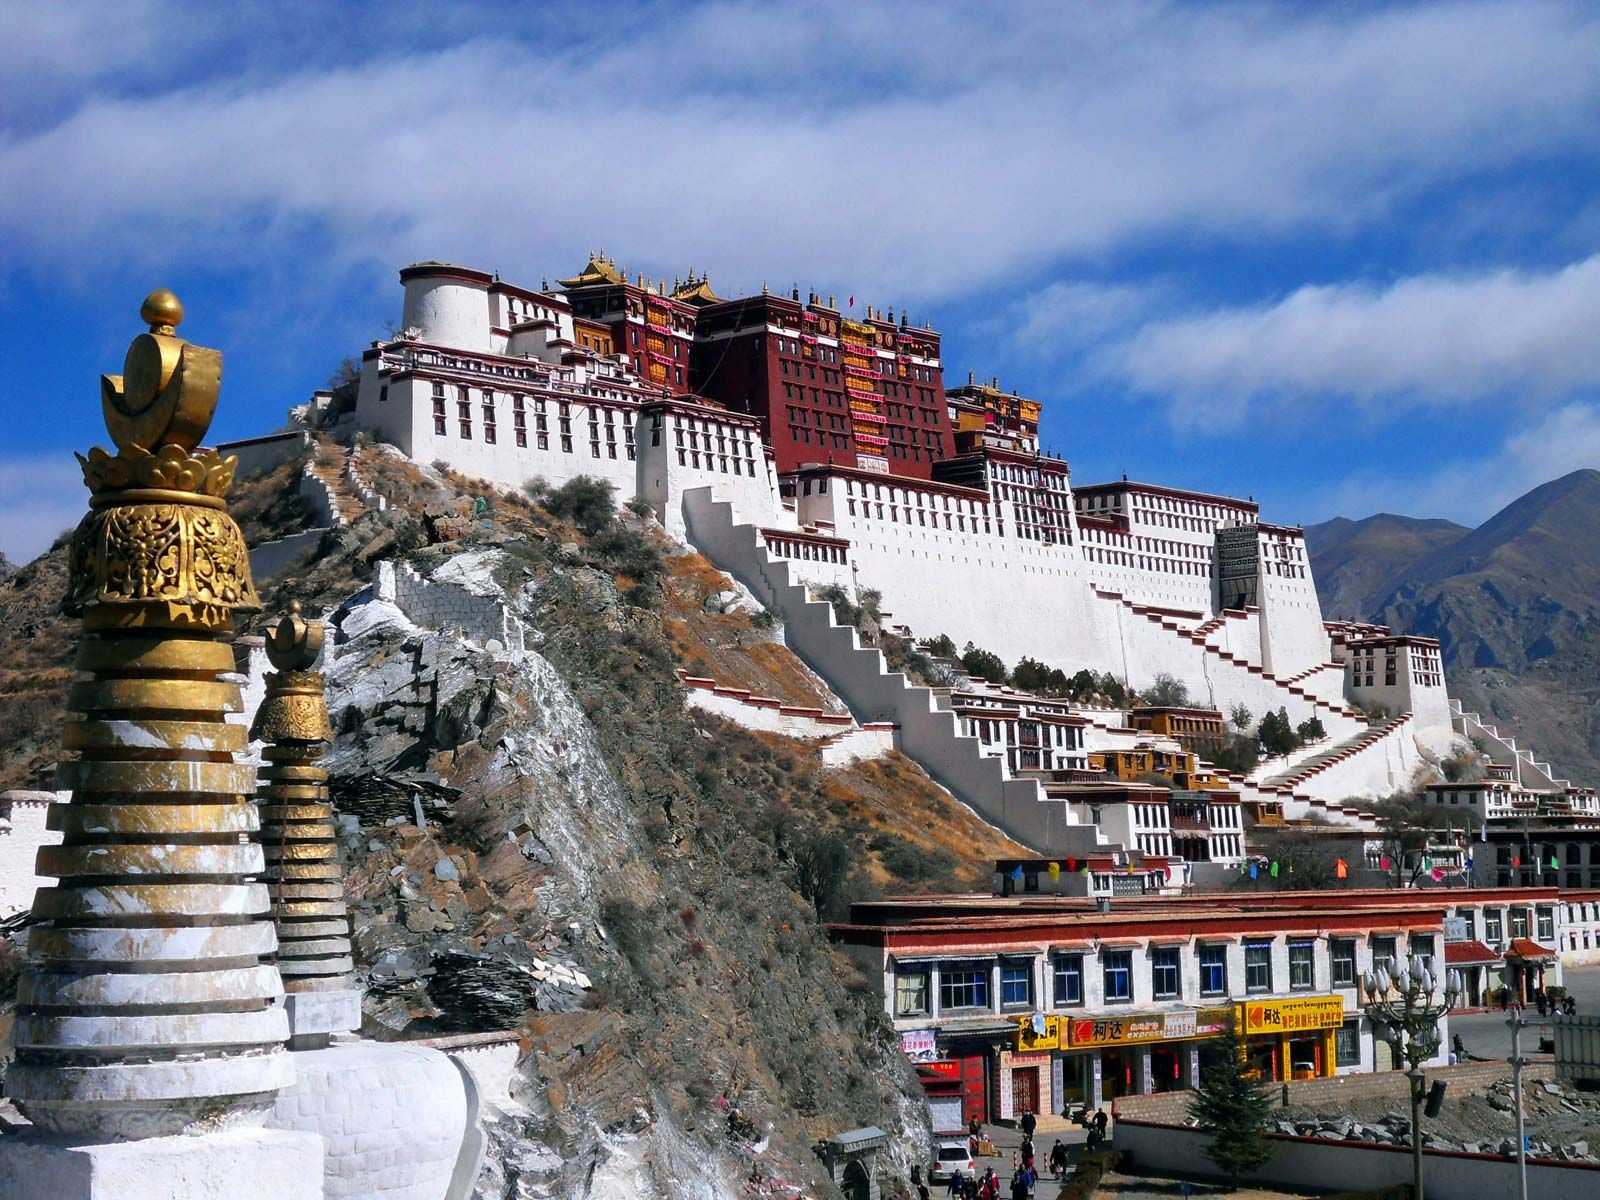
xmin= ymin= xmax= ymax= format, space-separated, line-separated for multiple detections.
xmin=232 ymin=257 xmax=1590 ymax=875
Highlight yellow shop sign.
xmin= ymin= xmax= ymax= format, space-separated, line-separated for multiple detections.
xmin=1242 ymin=995 xmax=1345 ymax=1035
xmin=1014 ymin=1014 xmax=1062 ymax=1051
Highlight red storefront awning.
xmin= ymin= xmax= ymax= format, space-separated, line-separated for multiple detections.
xmin=1506 ymin=938 xmax=1558 ymax=962
xmin=1444 ymin=940 xmax=1501 ymax=967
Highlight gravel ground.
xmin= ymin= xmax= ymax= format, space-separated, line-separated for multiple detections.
xmin=1278 ymin=1074 xmax=1600 ymax=1156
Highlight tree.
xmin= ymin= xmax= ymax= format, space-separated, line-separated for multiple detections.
xmin=1367 ymin=793 xmax=1442 ymax=888
xmin=1250 ymin=826 xmax=1345 ymax=888
xmin=1213 ymin=734 xmax=1259 ymax=776
xmin=1228 ymin=702 xmax=1253 ymax=732
xmin=1096 ymin=671 xmax=1128 ymax=707
xmin=1257 ymin=708 xmax=1299 ymax=757
xmin=923 ymin=634 xmax=959 ymax=661
xmin=1142 ymin=672 xmax=1190 ymax=707
xmin=1189 ymin=1020 xmax=1275 ymax=1188
xmin=1295 ymin=716 xmax=1326 ymax=744
xmin=959 ymin=642 xmax=1008 ymax=685
xmin=1013 ymin=656 xmax=1070 ymax=697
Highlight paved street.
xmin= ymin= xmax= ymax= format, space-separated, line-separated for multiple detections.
xmin=1450 ymin=965 xmax=1600 ymax=1062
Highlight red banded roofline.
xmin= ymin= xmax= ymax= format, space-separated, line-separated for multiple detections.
xmin=784 ymin=463 xmax=991 ymax=504
xmin=639 ymin=394 xmax=763 ymax=430
xmin=1342 ymin=634 xmax=1443 ymax=650
xmin=1074 ymin=478 xmax=1259 ymax=513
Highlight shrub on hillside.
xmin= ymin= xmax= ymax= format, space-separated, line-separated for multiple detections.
xmin=544 ymin=476 xmax=617 ymax=535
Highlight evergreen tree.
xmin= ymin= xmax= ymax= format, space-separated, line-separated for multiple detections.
xmin=1187 ymin=1022 xmax=1275 ymax=1188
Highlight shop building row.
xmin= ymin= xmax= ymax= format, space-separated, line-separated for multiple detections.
xmin=830 ymin=880 xmax=1565 ymax=1130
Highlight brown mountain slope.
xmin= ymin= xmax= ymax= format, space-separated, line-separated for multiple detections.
xmin=1308 ymin=469 xmax=1600 ymax=785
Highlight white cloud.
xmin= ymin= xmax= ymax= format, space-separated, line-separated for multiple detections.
xmin=1101 ymin=255 xmax=1600 ymax=427
xmin=0 ymin=1 xmax=1595 ymax=300
xmin=0 ymin=455 xmax=86 ymax=566
xmin=1309 ymin=402 xmax=1600 ymax=524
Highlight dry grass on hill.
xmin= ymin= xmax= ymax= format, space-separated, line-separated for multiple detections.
xmin=661 ymin=548 xmax=840 ymax=710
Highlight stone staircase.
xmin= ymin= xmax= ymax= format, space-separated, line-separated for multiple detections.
xmin=1103 ymin=591 xmax=1368 ymax=727
xmin=683 ymin=487 xmax=1106 ymax=854
xmin=1450 ymin=700 xmax=1569 ymax=792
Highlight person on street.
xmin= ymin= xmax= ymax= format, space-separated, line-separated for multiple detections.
xmin=1085 ymin=1126 xmax=1103 ymax=1153
xmin=982 ymin=1167 xmax=1001 ymax=1199
xmin=1499 ymin=988 xmax=1509 ymax=1012
xmin=1019 ymin=1107 xmax=1036 ymax=1140
xmin=1093 ymin=1108 xmax=1109 ymax=1138
xmin=1536 ymin=991 xmax=1548 ymax=1017
xmin=945 ymin=1167 xmax=965 ymax=1198
xmin=1049 ymin=1139 xmax=1069 ymax=1179
xmin=1009 ymin=1170 xmax=1029 ymax=1200
xmin=1019 ymin=1134 xmax=1034 ymax=1166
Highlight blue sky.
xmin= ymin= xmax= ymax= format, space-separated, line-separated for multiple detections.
xmin=3 ymin=0 xmax=1599 ymax=562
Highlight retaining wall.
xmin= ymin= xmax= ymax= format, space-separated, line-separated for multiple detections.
xmin=217 ymin=430 xmax=311 ymax=479
xmin=375 ymin=559 xmax=525 ymax=654
xmin=679 ymin=674 xmax=854 ymax=739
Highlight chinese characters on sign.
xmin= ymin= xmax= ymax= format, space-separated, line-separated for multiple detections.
xmin=1242 ymin=995 xmax=1345 ymax=1034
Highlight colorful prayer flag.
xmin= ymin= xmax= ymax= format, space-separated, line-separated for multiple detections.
xmin=1011 ymin=865 xmax=1024 ymax=882
xmin=1430 ymin=867 xmax=1444 ymax=882
xmin=1249 ymin=862 xmax=1258 ymax=879
xmin=1047 ymin=862 xmax=1061 ymax=881
xmin=1270 ymin=861 xmax=1280 ymax=878
xmin=1335 ymin=858 xmax=1349 ymax=879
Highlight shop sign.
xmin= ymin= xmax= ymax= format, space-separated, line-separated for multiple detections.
xmin=1443 ymin=917 xmax=1470 ymax=942
xmin=1243 ymin=995 xmax=1345 ymax=1035
xmin=1014 ymin=1014 xmax=1061 ymax=1052
xmin=901 ymin=1029 xmax=938 ymax=1062
xmin=1068 ymin=1009 xmax=1227 ymax=1047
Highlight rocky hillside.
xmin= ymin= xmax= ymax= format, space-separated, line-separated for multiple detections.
xmin=0 ymin=442 xmax=1023 ymax=1198
xmin=1307 ymin=469 xmax=1600 ymax=785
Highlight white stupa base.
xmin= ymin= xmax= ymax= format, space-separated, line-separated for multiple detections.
xmin=267 ymin=1040 xmax=470 ymax=1200
xmin=0 ymin=1127 xmax=323 ymax=1200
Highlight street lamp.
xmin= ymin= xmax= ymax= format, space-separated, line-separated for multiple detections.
xmin=1361 ymin=957 xmax=1463 ymax=1200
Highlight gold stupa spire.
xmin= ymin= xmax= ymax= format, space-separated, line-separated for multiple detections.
xmin=7 ymin=291 xmax=289 ymax=1139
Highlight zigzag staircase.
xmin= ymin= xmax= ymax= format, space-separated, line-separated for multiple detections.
xmin=683 ymin=488 xmax=1106 ymax=854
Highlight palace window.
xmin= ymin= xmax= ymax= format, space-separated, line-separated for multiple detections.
xmin=1289 ymin=941 xmax=1315 ymax=991
xmin=1244 ymin=941 xmax=1273 ymax=993
xmin=1331 ymin=939 xmax=1356 ymax=988
xmin=1000 ymin=960 xmax=1033 ymax=1009
xmin=1052 ymin=955 xmax=1083 ymax=1007
xmin=1485 ymin=911 xmax=1503 ymax=944
xmin=1370 ymin=936 xmax=1396 ymax=979
xmin=1199 ymin=945 xmax=1227 ymax=995
xmin=895 ymin=968 xmax=929 ymax=1016
xmin=1102 ymin=950 xmax=1132 ymax=1003
xmin=938 ymin=963 xmax=990 ymax=1012
xmin=1511 ymin=910 xmax=1530 ymax=939
xmin=1538 ymin=909 xmax=1555 ymax=942
xmin=1151 ymin=947 xmax=1180 ymax=999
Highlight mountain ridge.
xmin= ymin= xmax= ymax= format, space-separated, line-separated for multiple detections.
xmin=1307 ymin=468 xmax=1600 ymax=785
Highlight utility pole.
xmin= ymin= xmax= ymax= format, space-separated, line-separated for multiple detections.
xmin=1508 ymin=1013 xmax=1530 ymax=1200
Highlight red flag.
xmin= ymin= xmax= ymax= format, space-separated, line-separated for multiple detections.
xmin=848 ymin=295 xmax=855 ymax=308
xmin=1512 ymin=854 xmax=1521 ymax=867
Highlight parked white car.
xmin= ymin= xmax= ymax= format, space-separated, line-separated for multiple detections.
xmin=930 ymin=1140 xmax=976 ymax=1183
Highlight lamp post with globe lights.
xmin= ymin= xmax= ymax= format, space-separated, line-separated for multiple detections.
xmin=1361 ymin=956 xmax=1463 ymax=1200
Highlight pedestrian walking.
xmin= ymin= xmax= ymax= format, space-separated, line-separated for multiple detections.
xmin=1019 ymin=1107 xmax=1036 ymax=1140
xmin=1092 ymin=1108 xmax=1109 ymax=1137
xmin=1537 ymin=992 xmax=1548 ymax=1017
xmin=946 ymin=1167 xmax=965 ymax=1198
xmin=1009 ymin=1170 xmax=1029 ymax=1200
xmin=1048 ymin=1139 xmax=1069 ymax=1179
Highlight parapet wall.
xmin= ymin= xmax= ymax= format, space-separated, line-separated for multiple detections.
xmin=0 ymin=791 xmax=65 ymax=917
xmin=375 ymin=559 xmax=526 ymax=654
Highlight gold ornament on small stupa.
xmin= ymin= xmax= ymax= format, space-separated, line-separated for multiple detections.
xmin=6 ymin=292 xmax=290 ymax=1139
xmin=251 ymin=601 xmax=358 ymax=1024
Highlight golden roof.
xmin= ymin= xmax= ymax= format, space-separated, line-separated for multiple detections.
xmin=557 ymin=252 xmax=624 ymax=289
xmin=671 ymin=274 xmax=723 ymax=306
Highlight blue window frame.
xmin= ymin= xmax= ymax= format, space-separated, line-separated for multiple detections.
xmin=1053 ymin=955 xmax=1083 ymax=1006
xmin=939 ymin=964 xmax=990 ymax=1011
xmin=1151 ymin=946 xmax=1180 ymax=999
xmin=1199 ymin=944 xmax=1227 ymax=995
xmin=1103 ymin=950 xmax=1132 ymax=1003
xmin=1000 ymin=960 xmax=1032 ymax=1008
